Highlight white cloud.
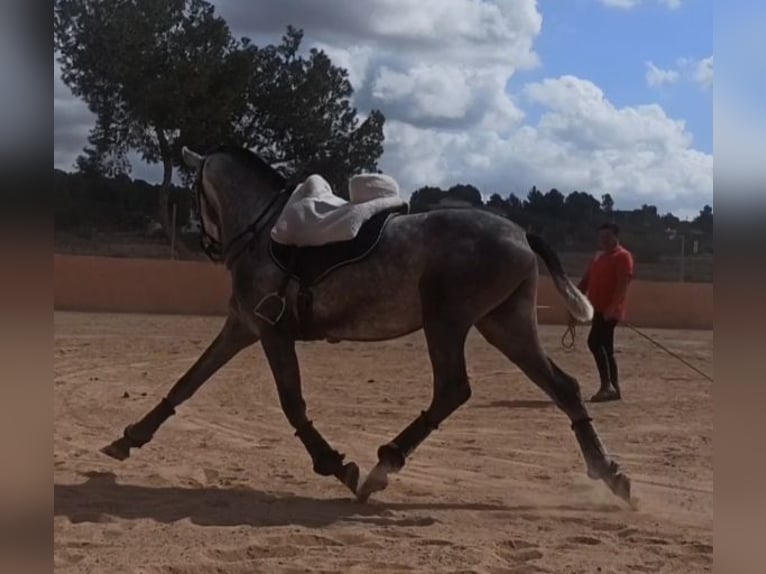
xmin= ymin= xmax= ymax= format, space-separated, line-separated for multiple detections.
xmin=692 ymin=56 xmax=713 ymax=90
xmin=216 ymin=0 xmax=540 ymax=133
xmin=53 ymin=0 xmax=712 ymax=214
xmin=645 ymin=61 xmax=680 ymax=88
xmin=599 ymin=0 xmax=682 ymax=9
xmin=644 ymin=56 xmax=713 ymax=93
xmin=674 ymin=56 xmax=713 ymax=91
xmin=599 ymin=0 xmax=641 ymax=8
xmin=367 ymin=63 xmax=525 ymax=131
xmin=372 ymin=65 xmax=479 ymax=121
xmin=216 ymin=0 xmax=542 ymax=70
xmin=377 ymin=75 xmax=711 ymax=211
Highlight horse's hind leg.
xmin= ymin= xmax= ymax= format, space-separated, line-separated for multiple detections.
xmin=101 ymin=315 xmax=257 ymax=461
xmin=475 ymin=287 xmax=632 ymax=505
xmin=358 ymin=317 xmax=472 ymax=501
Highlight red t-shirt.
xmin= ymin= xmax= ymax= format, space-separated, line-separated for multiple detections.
xmin=579 ymin=246 xmax=634 ymax=320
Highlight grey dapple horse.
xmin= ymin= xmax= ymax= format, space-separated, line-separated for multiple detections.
xmin=101 ymin=144 xmax=632 ymax=506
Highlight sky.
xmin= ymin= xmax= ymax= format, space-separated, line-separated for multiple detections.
xmin=53 ymin=0 xmax=713 ymax=219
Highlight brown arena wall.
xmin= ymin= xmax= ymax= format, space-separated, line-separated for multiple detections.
xmin=54 ymin=255 xmax=232 ymax=316
xmin=54 ymin=255 xmax=713 ymax=330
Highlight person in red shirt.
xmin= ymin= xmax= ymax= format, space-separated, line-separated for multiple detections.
xmin=574 ymin=222 xmax=634 ymax=402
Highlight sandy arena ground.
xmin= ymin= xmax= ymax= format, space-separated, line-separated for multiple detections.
xmin=54 ymin=312 xmax=713 ymax=573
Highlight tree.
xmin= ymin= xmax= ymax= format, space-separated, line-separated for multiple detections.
xmin=565 ymin=190 xmax=601 ymax=221
xmin=634 ymin=204 xmax=659 ymax=227
xmin=409 ymin=185 xmax=444 ymax=212
xmin=236 ymin=27 xmax=385 ymax=197
xmin=692 ymin=204 xmax=713 ymax=233
xmin=505 ymin=193 xmax=526 ymax=227
xmin=486 ymin=193 xmax=508 ymax=214
xmin=542 ymin=188 xmax=565 ymax=218
xmin=54 ymin=2 xmax=386 ymax=256
xmin=447 ymin=184 xmax=483 ymax=207
xmin=601 ymin=193 xmax=615 ymax=218
xmin=660 ymin=212 xmax=681 ymax=229
xmin=526 ymin=186 xmax=545 ymax=211
xmin=55 ymin=0 xmax=253 ymax=256
xmin=506 ymin=193 xmax=523 ymax=213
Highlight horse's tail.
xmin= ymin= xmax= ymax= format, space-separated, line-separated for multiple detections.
xmin=526 ymin=233 xmax=593 ymax=323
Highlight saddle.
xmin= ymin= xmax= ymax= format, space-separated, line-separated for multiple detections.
xmin=258 ymin=173 xmax=410 ymax=340
xmin=270 ymin=204 xmax=408 ymax=286
xmin=270 ymin=173 xmax=406 ymax=246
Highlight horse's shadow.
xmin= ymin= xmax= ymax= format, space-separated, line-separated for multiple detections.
xmin=475 ymin=399 xmax=554 ymax=410
xmin=55 ymin=471 xmax=623 ymax=529
xmin=53 ymin=471 xmax=501 ymax=529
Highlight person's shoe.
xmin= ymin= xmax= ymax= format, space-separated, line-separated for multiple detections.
xmin=590 ymin=387 xmax=621 ymax=403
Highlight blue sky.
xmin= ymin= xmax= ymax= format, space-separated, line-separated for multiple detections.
xmin=511 ymin=0 xmax=713 ymax=153
xmin=54 ymin=0 xmax=714 ymax=217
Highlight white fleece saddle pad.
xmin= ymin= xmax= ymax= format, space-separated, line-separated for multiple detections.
xmin=270 ymin=173 xmax=406 ymax=247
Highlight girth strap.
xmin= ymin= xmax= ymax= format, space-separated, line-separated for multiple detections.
xmin=253 ymin=247 xmax=315 ymax=339
xmin=296 ymin=287 xmax=314 ymax=340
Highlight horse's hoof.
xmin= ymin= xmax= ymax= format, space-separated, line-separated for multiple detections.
xmin=604 ymin=471 xmax=633 ymax=507
xmin=587 ymin=458 xmax=618 ymax=481
xmin=356 ymin=462 xmax=392 ymax=503
xmin=100 ymin=437 xmax=132 ymax=461
xmin=335 ymin=462 xmax=360 ymax=495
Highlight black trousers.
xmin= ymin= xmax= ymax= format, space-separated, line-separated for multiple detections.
xmin=587 ymin=312 xmax=619 ymax=392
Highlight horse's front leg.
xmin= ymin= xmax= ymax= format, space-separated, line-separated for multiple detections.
xmin=259 ymin=327 xmax=360 ymax=496
xmin=100 ymin=315 xmax=258 ymax=461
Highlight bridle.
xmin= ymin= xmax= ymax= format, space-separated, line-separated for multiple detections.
xmin=193 ymin=162 xmax=292 ymax=268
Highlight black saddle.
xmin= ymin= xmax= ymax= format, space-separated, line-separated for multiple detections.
xmin=265 ymin=204 xmax=409 ymax=340
xmin=268 ymin=204 xmax=409 ymax=287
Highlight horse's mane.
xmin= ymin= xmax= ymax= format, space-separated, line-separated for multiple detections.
xmin=206 ymin=144 xmax=288 ymax=191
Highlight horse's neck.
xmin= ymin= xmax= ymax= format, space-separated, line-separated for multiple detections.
xmin=218 ymin=189 xmax=279 ymax=246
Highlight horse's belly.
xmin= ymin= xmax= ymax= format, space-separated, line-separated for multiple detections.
xmin=311 ymin=264 xmax=423 ymax=342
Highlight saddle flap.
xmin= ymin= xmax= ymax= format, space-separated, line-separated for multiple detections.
xmin=269 ymin=204 xmax=408 ymax=287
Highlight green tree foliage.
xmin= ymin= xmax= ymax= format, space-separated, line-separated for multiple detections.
xmin=526 ymin=186 xmax=545 ymax=212
xmin=235 ymin=26 xmax=385 ymax=197
xmin=410 ymin=186 xmax=448 ymax=212
xmin=447 ymin=184 xmax=483 ymax=206
xmin=55 ymin=169 xmax=191 ymax=232
xmin=55 ymin=0 xmax=252 ymax=255
xmin=542 ymin=188 xmax=565 ymax=218
xmin=54 ymin=0 xmax=385 ymax=255
xmin=486 ymin=193 xmax=508 ymax=214
xmin=601 ymin=193 xmax=615 ymax=216
xmin=692 ymin=204 xmax=713 ymax=233
xmin=408 ymin=183 xmax=712 ymax=260
xmin=506 ymin=193 xmax=524 ymax=217
xmin=565 ymin=191 xmax=601 ymax=219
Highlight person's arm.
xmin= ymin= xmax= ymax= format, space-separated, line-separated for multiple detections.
xmin=604 ymin=252 xmax=634 ymax=320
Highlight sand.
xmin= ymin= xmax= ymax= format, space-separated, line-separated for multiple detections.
xmin=54 ymin=312 xmax=713 ymax=573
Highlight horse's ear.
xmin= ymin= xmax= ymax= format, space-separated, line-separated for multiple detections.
xmin=182 ymin=146 xmax=204 ymax=170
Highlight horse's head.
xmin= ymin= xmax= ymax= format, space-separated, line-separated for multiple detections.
xmin=182 ymin=144 xmax=289 ymax=264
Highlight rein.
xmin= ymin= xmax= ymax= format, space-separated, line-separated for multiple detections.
xmin=561 ymin=323 xmax=577 ymax=351
xmin=561 ymin=321 xmax=713 ymax=382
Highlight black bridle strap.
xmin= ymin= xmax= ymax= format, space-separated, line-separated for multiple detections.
xmin=222 ymin=191 xmax=291 ymax=268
